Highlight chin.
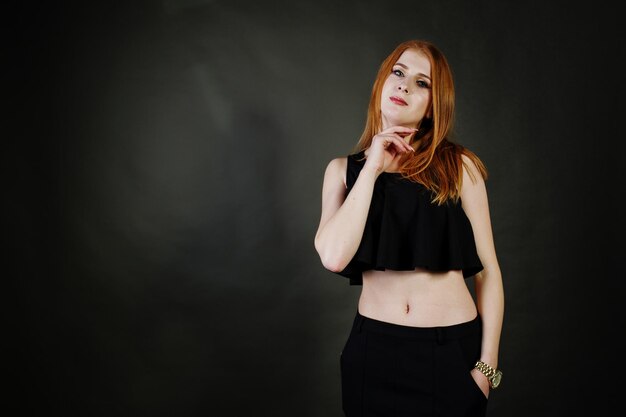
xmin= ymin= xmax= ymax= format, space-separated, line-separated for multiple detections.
xmin=381 ymin=110 xmax=418 ymax=127
xmin=382 ymin=115 xmax=417 ymax=127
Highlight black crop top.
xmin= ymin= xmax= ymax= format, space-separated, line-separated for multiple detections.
xmin=337 ymin=150 xmax=484 ymax=285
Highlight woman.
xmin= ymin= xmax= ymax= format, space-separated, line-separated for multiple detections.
xmin=314 ymin=40 xmax=505 ymax=416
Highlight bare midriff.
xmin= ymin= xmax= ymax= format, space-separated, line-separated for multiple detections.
xmin=359 ymin=267 xmax=478 ymax=327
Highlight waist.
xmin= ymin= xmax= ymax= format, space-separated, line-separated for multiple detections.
xmin=359 ymin=268 xmax=477 ymax=327
xmin=352 ymin=309 xmax=481 ymax=342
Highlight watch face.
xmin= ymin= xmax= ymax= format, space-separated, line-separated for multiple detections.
xmin=491 ymin=371 xmax=502 ymax=388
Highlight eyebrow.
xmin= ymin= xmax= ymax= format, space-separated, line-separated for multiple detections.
xmin=395 ymin=62 xmax=431 ymax=80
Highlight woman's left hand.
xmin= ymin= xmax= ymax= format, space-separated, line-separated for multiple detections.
xmin=470 ymin=368 xmax=490 ymax=399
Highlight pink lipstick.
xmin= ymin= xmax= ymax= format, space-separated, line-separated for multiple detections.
xmin=390 ymin=96 xmax=408 ymax=106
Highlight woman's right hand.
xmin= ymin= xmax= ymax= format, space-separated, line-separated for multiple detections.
xmin=363 ymin=126 xmax=417 ymax=174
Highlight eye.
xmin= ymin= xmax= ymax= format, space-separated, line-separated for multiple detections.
xmin=417 ymin=79 xmax=431 ymax=89
xmin=392 ymin=69 xmax=404 ymax=77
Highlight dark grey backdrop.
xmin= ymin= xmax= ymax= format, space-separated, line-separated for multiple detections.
xmin=9 ymin=1 xmax=623 ymax=416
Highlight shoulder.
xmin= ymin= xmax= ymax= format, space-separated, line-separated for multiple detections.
xmin=461 ymin=154 xmax=481 ymax=183
xmin=323 ymin=156 xmax=348 ymax=189
xmin=460 ymin=151 xmax=488 ymax=187
xmin=460 ymin=152 xmax=488 ymax=205
xmin=327 ymin=156 xmax=347 ymax=170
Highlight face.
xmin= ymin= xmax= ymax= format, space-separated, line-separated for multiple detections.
xmin=380 ymin=48 xmax=432 ymax=129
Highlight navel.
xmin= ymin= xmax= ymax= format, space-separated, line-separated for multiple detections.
xmin=405 ymin=304 xmax=410 ymax=314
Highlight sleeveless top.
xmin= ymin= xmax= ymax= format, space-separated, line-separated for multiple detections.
xmin=337 ymin=150 xmax=484 ymax=285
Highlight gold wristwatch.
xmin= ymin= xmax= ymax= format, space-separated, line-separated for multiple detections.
xmin=474 ymin=361 xmax=503 ymax=389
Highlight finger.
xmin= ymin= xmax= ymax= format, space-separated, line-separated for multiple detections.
xmin=375 ymin=132 xmax=415 ymax=150
xmin=382 ymin=138 xmax=400 ymax=151
xmin=374 ymin=134 xmax=413 ymax=153
xmin=395 ymin=129 xmax=419 ymax=141
xmin=389 ymin=135 xmax=415 ymax=152
xmin=397 ymin=130 xmax=416 ymax=139
xmin=383 ymin=136 xmax=413 ymax=153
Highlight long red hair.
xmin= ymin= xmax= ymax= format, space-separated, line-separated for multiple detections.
xmin=353 ymin=40 xmax=487 ymax=205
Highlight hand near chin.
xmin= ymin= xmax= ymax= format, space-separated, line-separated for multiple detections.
xmin=364 ymin=126 xmax=417 ymax=174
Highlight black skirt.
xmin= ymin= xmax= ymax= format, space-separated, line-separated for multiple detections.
xmin=340 ymin=310 xmax=488 ymax=417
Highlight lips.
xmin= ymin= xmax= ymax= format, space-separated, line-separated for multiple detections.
xmin=390 ymin=96 xmax=408 ymax=106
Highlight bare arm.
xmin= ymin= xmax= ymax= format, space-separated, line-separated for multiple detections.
xmin=314 ymin=127 xmax=416 ymax=272
xmin=314 ymin=157 xmax=379 ymax=272
xmin=461 ymin=154 xmax=505 ymax=382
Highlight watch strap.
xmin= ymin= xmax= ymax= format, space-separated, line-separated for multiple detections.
xmin=474 ymin=360 xmax=502 ymax=388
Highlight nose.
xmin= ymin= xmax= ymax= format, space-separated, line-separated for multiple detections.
xmin=397 ymin=83 xmax=409 ymax=94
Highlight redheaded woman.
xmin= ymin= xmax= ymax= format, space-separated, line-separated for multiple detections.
xmin=314 ymin=40 xmax=505 ymax=417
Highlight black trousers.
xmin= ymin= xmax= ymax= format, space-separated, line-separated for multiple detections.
xmin=340 ymin=310 xmax=488 ymax=417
